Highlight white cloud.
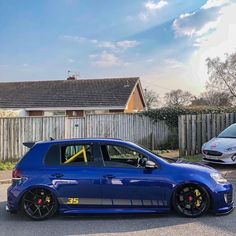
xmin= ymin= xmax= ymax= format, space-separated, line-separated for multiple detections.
xmin=164 ymin=59 xmax=184 ymax=69
xmin=97 ymin=40 xmax=140 ymax=52
xmin=173 ymin=8 xmax=220 ymax=38
xmin=172 ymin=1 xmax=233 ymax=39
xmin=201 ymin=0 xmax=230 ymax=9
xmin=146 ymin=58 xmax=154 ymax=63
xmin=98 ymin=41 xmax=117 ymax=50
xmin=60 ymin=34 xmax=140 ymax=53
xmin=139 ymin=0 xmax=168 ymax=22
xmin=90 ymin=39 xmax=98 ymax=44
xmin=116 ymin=40 xmax=140 ymax=49
xmin=90 ymin=51 xmax=122 ymax=68
xmin=138 ymin=12 xmax=149 ymax=22
xmin=60 ymin=35 xmax=86 ymax=43
xmin=189 ymin=3 xmax=236 ymax=89
xmin=145 ymin=0 xmax=168 ymax=10
xmin=68 ymin=59 xmax=75 ymax=63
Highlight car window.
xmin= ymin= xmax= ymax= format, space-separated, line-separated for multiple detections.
xmin=44 ymin=143 xmax=96 ymax=166
xmin=218 ymin=124 xmax=236 ymax=138
xmin=61 ymin=144 xmax=94 ymax=166
xmin=101 ymin=144 xmax=148 ymax=168
xmin=45 ymin=145 xmax=61 ymax=166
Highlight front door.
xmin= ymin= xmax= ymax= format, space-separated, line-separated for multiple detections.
xmin=99 ymin=143 xmax=168 ymax=209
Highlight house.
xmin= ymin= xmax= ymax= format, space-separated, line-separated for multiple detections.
xmin=0 ymin=77 xmax=146 ymax=117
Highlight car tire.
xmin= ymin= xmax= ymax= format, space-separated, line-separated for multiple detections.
xmin=172 ymin=184 xmax=210 ymax=217
xmin=21 ymin=188 xmax=58 ymax=220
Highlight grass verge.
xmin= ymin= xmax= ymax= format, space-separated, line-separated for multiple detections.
xmin=0 ymin=161 xmax=17 ymax=171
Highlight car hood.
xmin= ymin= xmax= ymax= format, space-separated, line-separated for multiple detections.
xmin=170 ymin=160 xmax=217 ymax=174
xmin=203 ymin=137 xmax=236 ymax=151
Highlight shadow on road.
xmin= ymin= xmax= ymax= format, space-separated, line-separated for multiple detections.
xmin=0 ymin=199 xmax=235 ymax=236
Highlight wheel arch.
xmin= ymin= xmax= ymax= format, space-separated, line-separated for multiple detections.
xmin=17 ymin=184 xmax=60 ymax=210
xmin=170 ymin=181 xmax=215 ymax=210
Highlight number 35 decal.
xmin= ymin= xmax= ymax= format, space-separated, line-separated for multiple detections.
xmin=67 ymin=198 xmax=79 ymax=204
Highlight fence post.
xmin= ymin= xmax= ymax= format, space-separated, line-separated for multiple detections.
xmin=191 ymin=115 xmax=196 ymax=155
xmin=178 ymin=115 xmax=186 ymax=156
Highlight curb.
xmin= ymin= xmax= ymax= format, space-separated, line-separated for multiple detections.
xmin=0 ymin=179 xmax=11 ymax=184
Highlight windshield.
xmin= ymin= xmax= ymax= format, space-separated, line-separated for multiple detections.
xmin=218 ymin=124 xmax=236 ymax=138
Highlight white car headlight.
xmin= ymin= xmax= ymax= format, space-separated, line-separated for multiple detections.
xmin=225 ymin=146 xmax=236 ymax=152
xmin=210 ymin=173 xmax=227 ymax=184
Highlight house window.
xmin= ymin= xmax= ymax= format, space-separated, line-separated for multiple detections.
xmin=44 ymin=111 xmax=66 ymax=116
xmin=85 ymin=110 xmax=109 ymax=115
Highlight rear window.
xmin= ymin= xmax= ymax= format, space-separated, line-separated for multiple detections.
xmin=61 ymin=144 xmax=94 ymax=165
xmin=44 ymin=143 xmax=95 ymax=166
xmin=45 ymin=145 xmax=61 ymax=166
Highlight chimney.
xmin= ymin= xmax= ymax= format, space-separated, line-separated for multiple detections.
xmin=67 ymin=76 xmax=77 ymax=81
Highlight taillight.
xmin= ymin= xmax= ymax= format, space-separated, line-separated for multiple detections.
xmin=12 ymin=168 xmax=22 ymax=180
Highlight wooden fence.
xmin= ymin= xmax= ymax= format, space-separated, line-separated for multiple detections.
xmin=0 ymin=113 xmax=173 ymax=161
xmin=178 ymin=113 xmax=236 ymax=156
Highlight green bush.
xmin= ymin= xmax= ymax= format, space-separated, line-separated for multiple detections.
xmin=0 ymin=161 xmax=17 ymax=170
xmin=143 ymin=106 xmax=236 ymax=127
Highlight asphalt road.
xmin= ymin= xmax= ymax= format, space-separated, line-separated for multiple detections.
xmin=0 ymin=166 xmax=236 ymax=236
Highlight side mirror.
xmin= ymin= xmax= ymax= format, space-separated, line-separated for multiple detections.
xmin=145 ymin=160 xmax=157 ymax=169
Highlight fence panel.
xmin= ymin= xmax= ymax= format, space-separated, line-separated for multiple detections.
xmin=179 ymin=113 xmax=236 ymax=156
xmin=0 ymin=114 xmax=173 ymax=161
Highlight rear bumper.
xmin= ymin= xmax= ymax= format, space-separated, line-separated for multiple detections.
xmin=6 ymin=184 xmax=21 ymax=213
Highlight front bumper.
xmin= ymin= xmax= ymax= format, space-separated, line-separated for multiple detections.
xmin=202 ymin=151 xmax=236 ymax=164
xmin=212 ymin=183 xmax=234 ymax=215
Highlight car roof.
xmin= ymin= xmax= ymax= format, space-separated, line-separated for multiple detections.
xmin=36 ymin=138 xmax=128 ymax=145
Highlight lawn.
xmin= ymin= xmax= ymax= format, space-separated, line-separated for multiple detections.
xmin=154 ymin=150 xmax=203 ymax=163
xmin=0 ymin=161 xmax=17 ymax=171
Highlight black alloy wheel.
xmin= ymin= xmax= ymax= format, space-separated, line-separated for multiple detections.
xmin=173 ymin=184 xmax=210 ymax=217
xmin=22 ymin=188 xmax=58 ymax=220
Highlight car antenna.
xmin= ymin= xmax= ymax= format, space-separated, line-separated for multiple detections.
xmin=49 ymin=137 xmax=55 ymax=141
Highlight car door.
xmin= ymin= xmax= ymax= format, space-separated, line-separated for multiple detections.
xmin=99 ymin=143 xmax=168 ymax=209
xmin=44 ymin=142 xmax=103 ymax=208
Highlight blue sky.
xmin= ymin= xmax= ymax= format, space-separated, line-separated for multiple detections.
xmin=0 ymin=0 xmax=236 ymax=97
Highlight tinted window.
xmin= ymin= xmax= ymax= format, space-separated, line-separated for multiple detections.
xmin=101 ymin=144 xmax=147 ymax=168
xmin=45 ymin=145 xmax=61 ymax=166
xmin=45 ymin=143 xmax=98 ymax=166
xmin=218 ymin=124 xmax=236 ymax=138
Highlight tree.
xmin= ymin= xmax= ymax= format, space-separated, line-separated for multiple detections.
xmin=143 ymin=88 xmax=159 ymax=109
xmin=0 ymin=110 xmax=18 ymax=117
xmin=192 ymin=91 xmax=232 ymax=106
xmin=164 ymin=89 xmax=194 ymax=107
xmin=206 ymin=52 xmax=236 ymax=98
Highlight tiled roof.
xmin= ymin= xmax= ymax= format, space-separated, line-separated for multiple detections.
xmin=0 ymin=77 xmax=140 ymax=109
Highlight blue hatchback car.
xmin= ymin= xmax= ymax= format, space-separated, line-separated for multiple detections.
xmin=7 ymin=138 xmax=234 ymax=220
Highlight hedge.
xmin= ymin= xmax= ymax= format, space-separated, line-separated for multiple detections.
xmin=142 ymin=106 xmax=236 ymax=128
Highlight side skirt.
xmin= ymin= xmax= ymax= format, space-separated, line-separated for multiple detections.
xmin=59 ymin=207 xmax=170 ymax=215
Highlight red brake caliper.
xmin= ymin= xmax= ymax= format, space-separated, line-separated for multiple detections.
xmin=37 ymin=199 xmax=43 ymax=205
xmin=188 ymin=195 xmax=193 ymax=202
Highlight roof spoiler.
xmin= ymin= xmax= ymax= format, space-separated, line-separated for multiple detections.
xmin=23 ymin=142 xmax=35 ymax=149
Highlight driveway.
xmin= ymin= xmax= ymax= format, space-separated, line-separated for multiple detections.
xmin=0 ymin=165 xmax=236 ymax=236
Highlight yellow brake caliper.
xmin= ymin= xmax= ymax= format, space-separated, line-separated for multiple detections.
xmin=194 ymin=189 xmax=202 ymax=207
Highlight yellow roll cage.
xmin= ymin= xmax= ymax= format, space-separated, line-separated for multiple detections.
xmin=64 ymin=145 xmax=88 ymax=164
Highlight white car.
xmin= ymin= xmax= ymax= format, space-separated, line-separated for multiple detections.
xmin=202 ymin=123 xmax=236 ymax=164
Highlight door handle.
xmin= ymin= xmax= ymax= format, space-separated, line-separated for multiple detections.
xmin=103 ymin=174 xmax=115 ymax=179
xmin=51 ymin=173 xmax=64 ymax=178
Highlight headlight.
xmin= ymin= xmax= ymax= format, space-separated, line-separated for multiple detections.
xmin=225 ymin=146 xmax=236 ymax=152
xmin=210 ymin=173 xmax=228 ymax=184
